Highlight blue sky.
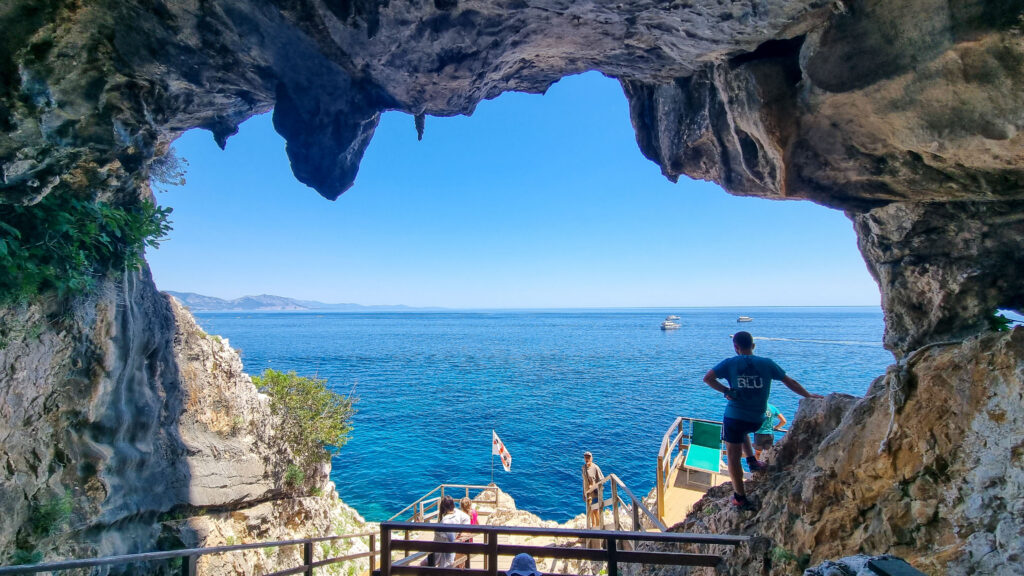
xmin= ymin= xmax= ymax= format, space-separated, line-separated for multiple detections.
xmin=147 ymin=72 xmax=881 ymax=309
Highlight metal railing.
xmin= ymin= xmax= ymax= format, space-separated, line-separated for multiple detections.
xmin=655 ymin=417 xmax=726 ymax=523
xmin=377 ymin=522 xmax=748 ymax=576
xmin=0 ymin=531 xmax=378 ymax=576
xmin=388 ymin=484 xmax=499 ymax=523
xmin=585 ymin=474 xmax=666 ymax=533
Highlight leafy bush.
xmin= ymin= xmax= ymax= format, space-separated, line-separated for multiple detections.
xmin=0 ymin=194 xmax=172 ymax=302
xmin=284 ymin=464 xmax=305 ymax=488
xmin=253 ymin=370 xmax=356 ymax=468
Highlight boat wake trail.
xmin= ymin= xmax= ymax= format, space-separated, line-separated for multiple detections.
xmin=754 ymin=336 xmax=880 ymax=347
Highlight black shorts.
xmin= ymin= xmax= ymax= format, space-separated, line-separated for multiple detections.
xmin=722 ymin=417 xmax=761 ymax=444
xmin=753 ymin=433 xmax=774 ymax=450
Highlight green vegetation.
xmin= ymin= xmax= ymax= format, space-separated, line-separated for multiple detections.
xmin=769 ymin=546 xmax=810 ymax=571
xmin=988 ymin=311 xmax=1020 ymax=332
xmin=253 ymin=370 xmax=356 ymax=468
xmin=28 ymin=490 xmax=72 ymax=537
xmin=10 ymin=548 xmax=42 ymax=565
xmin=284 ymin=464 xmax=306 ymax=488
xmin=230 ymin=415 xmax=246 ymax=435
xmin=0 ymin=194 xmax=172 ymax=302
xmin=770 ymin=546 xmax=797 ymax=565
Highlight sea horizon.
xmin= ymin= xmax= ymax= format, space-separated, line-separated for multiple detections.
xmin=187 ymin=304 xmax=884 ymax=313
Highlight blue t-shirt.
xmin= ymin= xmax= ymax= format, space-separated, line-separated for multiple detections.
xmin=756 ymin=403 xmax=782 ymax=435
xmin=712 ymin=355 xmax=786 ymax=423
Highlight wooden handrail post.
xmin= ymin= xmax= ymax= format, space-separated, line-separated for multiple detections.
xmin=656 ymin=455 xmax=664 ymax=523
xmin=380 ymin=527 xmax=391 ymax=576
xmin=370 ymin=534 xmax=376 ymax=573
xmin=181 ymin=554 xmax=197 ymax=576
xmin=633 ymin=501 xmax=641 ymax=532
xmin=611 ymin=483 xmax=621 ymax=532
xmin=607 ymin=537 xmax=618 ymax=576
xmin=303 ymin=540 xmax=314 ymax=576
xmin=486 ymin=531 xmax=498 ymax=576
xmin=677 ymin=420 xmax=684 ymax=454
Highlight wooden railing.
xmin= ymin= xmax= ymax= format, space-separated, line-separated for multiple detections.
xmin=0 ymin=531 xmax=377 ymax=576
xmin=377 ymin=522 xmax=748 ymax=576
xmin=388 ymin=484 xmax=499 ymax=523
xmin=655 ymin=417 xmax=725 ymax=523
xmin=586 ymin=474 xmax=666 ymax=533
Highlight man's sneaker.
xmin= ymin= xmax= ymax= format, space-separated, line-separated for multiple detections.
xmin=731 ymin=493 xmax=757 ymax=511
xmin=747 ymin=458 xmax=767 ymax=472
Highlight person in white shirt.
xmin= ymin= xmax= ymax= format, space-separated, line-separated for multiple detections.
xmin=434 ymin=495 xmax=470 ymax=567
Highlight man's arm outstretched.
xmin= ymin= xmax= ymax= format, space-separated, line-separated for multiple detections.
xmin=781 ymin=375 xmax=823 ymax=399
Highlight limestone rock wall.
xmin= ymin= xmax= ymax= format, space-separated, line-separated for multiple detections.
xmin=0 ymin=271 xmax=368 ymax=574
xmin=0 ymin=270 xmax=190 ymax=563
xmin=633 ymin=327 xmax=1024 ymax=576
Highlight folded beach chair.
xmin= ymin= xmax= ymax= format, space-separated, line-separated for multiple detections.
xmin=682 ymin=420 xmax=725 ymax=487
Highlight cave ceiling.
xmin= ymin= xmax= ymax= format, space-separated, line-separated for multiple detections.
xmin=1 ymin=0 xmax=1023 ymax=353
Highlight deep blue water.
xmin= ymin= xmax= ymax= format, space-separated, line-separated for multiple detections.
xmin=192 ymin=307 xmax=893 ymax=522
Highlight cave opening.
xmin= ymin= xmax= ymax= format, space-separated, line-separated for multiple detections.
xmin=147 ymin=71 xmax=892 ymax=522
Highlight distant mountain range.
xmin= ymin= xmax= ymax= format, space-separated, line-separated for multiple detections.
xmin=165 ymin=291 xmax=428 ymax=312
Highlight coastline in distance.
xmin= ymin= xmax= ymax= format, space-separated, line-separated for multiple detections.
xmin=165 ymin=291 xmax=439 ymax=312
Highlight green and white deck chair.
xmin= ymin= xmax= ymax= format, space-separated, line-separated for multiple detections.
xmin=682 ymin=420 xmax=725 ymax=487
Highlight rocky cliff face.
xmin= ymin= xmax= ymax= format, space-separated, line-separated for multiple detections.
xmin=0 ymin=270 xmax=369 ymax=573
xmin=2 ymin=0 xmax=1023 ymax=573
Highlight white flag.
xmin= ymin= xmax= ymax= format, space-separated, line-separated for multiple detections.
xmin=492 ymin=430 xmax=512 ymax=472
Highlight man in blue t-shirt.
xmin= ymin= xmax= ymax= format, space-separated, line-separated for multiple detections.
xmin=703 ymin=331 xmax=822 ymax=510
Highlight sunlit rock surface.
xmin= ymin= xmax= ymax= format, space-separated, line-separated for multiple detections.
xmin=2 ymin=0 xmax=1024 ymax=573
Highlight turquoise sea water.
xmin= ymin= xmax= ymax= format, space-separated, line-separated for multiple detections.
xmin=193 ymin=307 xmax=893 ymax=523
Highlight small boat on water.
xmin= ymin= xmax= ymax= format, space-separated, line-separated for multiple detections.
xmin=661 ymin=320 xmax=681 ymax=330
xmin=737 ymin=316 xmax=753 ymax=323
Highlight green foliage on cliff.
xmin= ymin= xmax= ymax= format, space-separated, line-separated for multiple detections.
xmin=0 ymin=194 xmax=172 ymax=302
xmin=987 ymin=311 xmax=1020 ymax=332
xmin=28 ymin=489 xmax=72 ymax=537
xmin=253 ymin=369 xmax=356 ymax=469
xmin=284 ymin=464 xmax=306 ymax=487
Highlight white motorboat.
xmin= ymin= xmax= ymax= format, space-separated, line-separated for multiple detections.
xmin=737 ymin=316 xmax=753 ymax=322
xmin=661 ymin=320 xmax=681 ymax=330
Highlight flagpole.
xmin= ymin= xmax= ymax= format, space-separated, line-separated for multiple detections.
xmin=490 ymin=430 xmax=495 ymax=485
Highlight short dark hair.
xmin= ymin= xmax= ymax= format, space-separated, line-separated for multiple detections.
xmin=733 ymin=331 xmax=754 ymax=350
